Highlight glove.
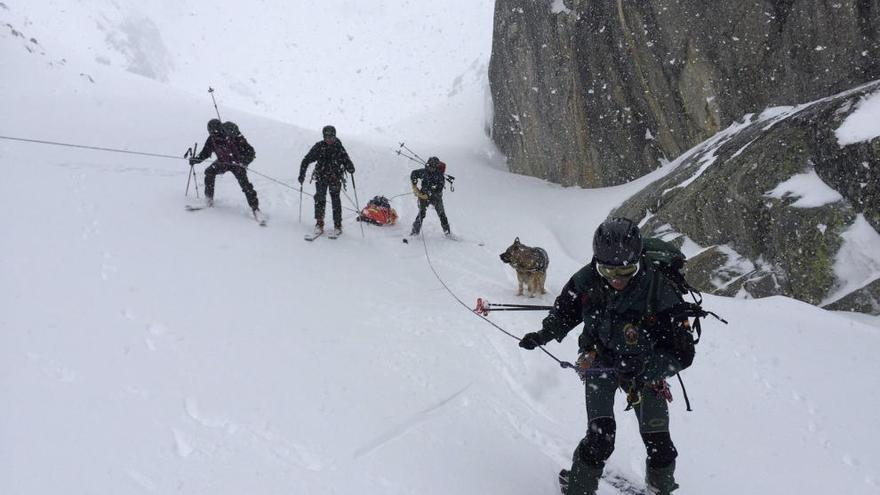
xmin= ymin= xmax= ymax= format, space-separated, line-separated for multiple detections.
xmin=519 ymin=330 xmax=550 ymax=350
xmin=298 ymin=175 xmax=305 ymax=185
xmin=575 ymin=350 xmax=597 ymax=383
xmin=189 ymin=158 xmax=200 ymax=166
xmin=412 ymin=185 xmax=428 ymax=200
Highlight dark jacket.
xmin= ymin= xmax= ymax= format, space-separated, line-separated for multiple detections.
xmin=541 ymin=257 xmax=689 ymax=382
xmin=410 ymin=167 xmax=446 ymax=197
xmin=194 ymin=133 xmax=255 ymax=167
xmin=300 ymin=139 xmax=355 ymax=183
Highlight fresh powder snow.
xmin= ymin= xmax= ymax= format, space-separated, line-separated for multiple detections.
xmin=1 ymin=3 xmax=879 ymax=495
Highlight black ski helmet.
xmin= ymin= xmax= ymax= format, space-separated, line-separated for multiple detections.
xmin=427 ymin=156 xmax=440 ymax=169
xmin=592 ymin=218 xmax=643 ymax=266
xmin=223 ymin=121 xmax=240 ymax=136
xmin=322 ymin=125 xmax=336 ymax=138
xmin=207 ymin=118 xmax=222 ymax=134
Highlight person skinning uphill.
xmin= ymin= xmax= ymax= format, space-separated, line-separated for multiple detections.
xmin=409 ymin=156 xmax=451 ymax=237
xmin=519 ymin=218 xmax=696 ymax=495
xmin=189 ymin=118 xmax=261 ymax=221
xmin=299 ymin=125 xmax=355 ymax=238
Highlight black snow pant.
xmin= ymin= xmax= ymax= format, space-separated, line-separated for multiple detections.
xmin=314 ymin=177 xmax=343 ymax=229
xmin=576 ymin=372 xmax=677 ymax=469
xmin=204 ymin=161 xmax=259 ymax=210
xmin=410 ymin=194 xmax=450 ymax=235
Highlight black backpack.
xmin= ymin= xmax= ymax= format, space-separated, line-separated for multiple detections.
xmin=642 ymin=237 xmax=699 ymax=301
xmin=642 ymin=237 xmax=728 ymax=362
xmin=368 ymin=196 xmax=391 ymax=208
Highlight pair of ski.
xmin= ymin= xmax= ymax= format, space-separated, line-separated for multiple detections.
xmin=185 ymin=204 xmax=266 ymax=227
xmin=304 ymin=230 xmax=340 ymax=241
xmin=559 ymin=468 xmax=647 ymax=495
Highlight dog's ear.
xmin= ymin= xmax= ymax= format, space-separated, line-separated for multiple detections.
xmin=514 ymin=237 xmax=520 ymax=244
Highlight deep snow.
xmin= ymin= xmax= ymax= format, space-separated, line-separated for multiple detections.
xmin=2 ymin=3 xmax=880 ymax=495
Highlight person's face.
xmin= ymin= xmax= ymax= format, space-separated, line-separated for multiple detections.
xmin=323 ymin=135 xmax=335 ymax=144
xmin=596 ymin=263 xmax=639 ymax=291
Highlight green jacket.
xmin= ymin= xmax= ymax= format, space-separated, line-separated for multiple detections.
xmin=541 ymin=257 xmax=688 ymax=382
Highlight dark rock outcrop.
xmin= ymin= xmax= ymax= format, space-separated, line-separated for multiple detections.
xmin=611 ymin=82 xmax=880 ymax=313
xmin=489 ymin=0 xmax=880 ymax=187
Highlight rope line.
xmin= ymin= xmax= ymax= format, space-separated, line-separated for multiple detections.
xmin=0 ymin=134 xmax=186 ymax=161
xmin=0 ymin=133 xmax=367 ymax=214
xmin=2 ymin=134 xmax=581 ymax=373
xmin=417 ymin=233 xmax=577 ymax=372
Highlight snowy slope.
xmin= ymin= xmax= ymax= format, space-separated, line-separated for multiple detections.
xmin=2 ymin=8 xmax=880 ymax=495
xmin=0 ymin=0 xmax=494 ymax=137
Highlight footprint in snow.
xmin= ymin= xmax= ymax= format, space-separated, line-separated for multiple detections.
xmin=27 ymin=352 xmax=77 ymax=383
xmin=172 ymin=428 xmax=195 ymax=458
xmin=185 ymin=397 xmax=233 ymax=430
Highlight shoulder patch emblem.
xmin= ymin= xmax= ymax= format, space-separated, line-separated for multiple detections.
xmin=623 ymin=323 xmax=639 ymax=346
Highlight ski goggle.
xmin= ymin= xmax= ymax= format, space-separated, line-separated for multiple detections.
xmin=596 ymin=263 xmax=639 ymax=280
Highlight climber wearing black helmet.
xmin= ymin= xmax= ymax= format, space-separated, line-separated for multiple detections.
xmin=518 ymin=218 xmax=693 ymax=495
xmin=409 ymin=156 xmax=451 ymax=237
xmin=298 ymin=125 xmax=355 ymax=237
xmin=189 ymin=119 xmax=260 ymax=217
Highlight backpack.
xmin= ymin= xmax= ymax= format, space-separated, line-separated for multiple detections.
xmin=437 ymin=161 xmax=457 ymax=191
xmin=643 ymin=238 xmax=697 ymax=370
xmin=641 ymin=237 xmax=728 ymax=369
xmin=642 ymin=237 xmax=698 ymax=301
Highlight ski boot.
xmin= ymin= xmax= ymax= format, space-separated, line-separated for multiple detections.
xmin=559 ymin=456 xmax=603 ymax=495
xmin=252 ymin=208 xmax=266 ymax=226
xmin=645 ymin=461 xmax=679 ymax=494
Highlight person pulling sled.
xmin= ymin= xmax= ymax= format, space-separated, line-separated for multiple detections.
xmin=299 ymin=125 xmax=355 ymax=238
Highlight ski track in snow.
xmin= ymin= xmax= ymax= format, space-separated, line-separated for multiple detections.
xmin=353 ymin=383 xmax=472 ymax=459
xmin=180 ymin=397 xmax=329 ymax=472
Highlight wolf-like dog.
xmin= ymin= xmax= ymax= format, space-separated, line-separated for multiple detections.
xmin=499 ymin=237 xmax=549 ymax=297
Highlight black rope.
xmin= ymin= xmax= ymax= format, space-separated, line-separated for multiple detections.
xmin=0 ymin=134 xmax=187 ymax=161
xmin=0 ymin=133 xmax=366 ymax=214
xmin=417 ymin=233 xmax=578 ymax=373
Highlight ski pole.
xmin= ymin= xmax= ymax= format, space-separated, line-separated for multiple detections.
xmin=479 ymin=307 xmax=553 ymax=313
xmin=191 ymin=142 xmax=200 ymax=198
xmin=485 ymin=302 xmax=554 ymax=308
xmin=350 ymin=172 xmax=364 ymax=238
xmin=473 ymin=298 xmax=553 ymax=316
xmin=183 ymin=142 xmax=200 ymax=198
xmin=208 ymin=87 xmax=222 ymax=120
xmin=298 ymin=186 xmax=303 ymax=224
xmin=184 ymin=146 xmax=194 ymax=196
xmin=395 ymin=148 xmax=425 ymax=165
xmin=399 ymin=142 xmax=426 ymax=163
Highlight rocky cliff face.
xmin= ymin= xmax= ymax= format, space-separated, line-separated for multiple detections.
xmin=489 ymin=0 xmax=880 ymax=187
xmin=611 ymin=82 xmax=880 ymax=314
